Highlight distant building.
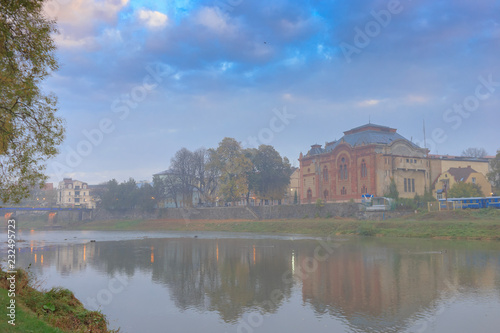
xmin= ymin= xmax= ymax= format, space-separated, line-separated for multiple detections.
xmin=428 ymin=154 xmax=492 ymax=185
xmin=299 ymin=123 xmax=431 ymax=203
xmin=286 ymin=168 xmax=300 ymax=204
xmin=57 ymin=178 xmax=96 ymax=209
xmin=433 ymin=166 xmax=492 ymax=199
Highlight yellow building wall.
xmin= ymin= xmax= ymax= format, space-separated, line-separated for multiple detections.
xmin=433 ymin=171 xmax=492 ymax=197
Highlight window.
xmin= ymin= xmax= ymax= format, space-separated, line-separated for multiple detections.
xmin=361 ymin=160 xmax=367 ymax=178
xmin=339 ymin=157 xmax=348 ymax=180
xmin=307 ymin=189 xmax=313 ymax=203
xmin=323 ymin=190 xmax=329 ymax=200
xmin=472 ymin=177 xmax=476 ymax=184
xmin=323 ymin=166 xmax=329 ymax=181
xmin=412 ymin=179 xmax=415 ymax=192
xmin=361 ymin=185 xmax=367 ymax=194
xmin=404 ymin=178 xmax=407 ymax=192
xmin=341 ymin=187 xmax=347 ymax=195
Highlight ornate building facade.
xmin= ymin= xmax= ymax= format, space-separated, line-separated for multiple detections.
xmin=299 ymin=124 xmax=431 ymax=203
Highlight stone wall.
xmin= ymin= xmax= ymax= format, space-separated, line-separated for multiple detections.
xmin=161 ymin=203 xmax=361 ymax=221
xmin=75 ymin=204 xmax=412 ymax=222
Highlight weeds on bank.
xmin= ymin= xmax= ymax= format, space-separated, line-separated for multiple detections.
xmin=0 ymin=267 xmax=118 ymax=333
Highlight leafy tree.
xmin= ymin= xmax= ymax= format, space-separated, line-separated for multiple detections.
xmin=208 ymin=138 xmax=252 ymax=204
xmin=247 ymin=145 xmax=292 ymax=203
xmin=0 ymin=0 xmax=65 ymax=203
xmin=447 ymin=182 xmax=484 ymax=198
xmin=461 ymin=147 xmax=488 ymax=158
xmin=384 ymin=177 xmax=399 ymax=199
xmin=170 ymin=148 xmax=196 ymax=207
xmin=136 ymin=183 xmax=157 ymax=212
xmin=487 ymin=150 xmax=500 ymax=192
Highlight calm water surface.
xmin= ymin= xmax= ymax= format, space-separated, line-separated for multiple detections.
xmin=2 ymin=230 xmax=500 ymax=333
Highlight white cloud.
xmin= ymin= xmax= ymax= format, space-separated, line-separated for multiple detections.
xmin=45 ymin=0 xmax=129 ymax=49
xmin=194 ymin=7 xmax=236 ymax=35
xmin=137 ymin=9 xmax=168 ymax=30
xmin=357 ymin=99 xmax=382 ymax=107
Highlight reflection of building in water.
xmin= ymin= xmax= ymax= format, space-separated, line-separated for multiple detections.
xmin=298 ymin=245 xmax=500 ymax=332
xmin=21 ymin=243 xmax=95 ymax=276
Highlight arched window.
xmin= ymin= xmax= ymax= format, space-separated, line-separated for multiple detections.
xmin=323 ymin=166 xmax=329 ymax=181
xmin=361 ymin=159 xmax=367 ymax=178
xmin=307 ymin=189 xmax=313 ymax=203
xmin=341 ymin=187 xmax=347 ymax=195
xmin=323 ymin=190 xmax=329 ymax=200
xmin=339 ymin=157 xmax=348 ymax=180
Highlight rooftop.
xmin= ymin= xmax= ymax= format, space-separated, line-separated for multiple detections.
xmin=447 ymin=166 xmax=478 ymax=182
xmin=306 ymin=123 xmax=420 ymax=156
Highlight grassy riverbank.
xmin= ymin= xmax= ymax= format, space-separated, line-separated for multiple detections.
xmin=0 ymin=268 xmax=117 ymax=333
xmin=67 ymin=209 xmax=500 ymax=241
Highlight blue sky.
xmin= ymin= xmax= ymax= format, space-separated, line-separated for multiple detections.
xmin=44 ymin=0 xmax=500 ymax=184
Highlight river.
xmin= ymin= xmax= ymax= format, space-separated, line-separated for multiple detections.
xmin=2 ymin=230 xmax=500 ymax=333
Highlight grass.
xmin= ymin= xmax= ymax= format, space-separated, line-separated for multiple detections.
xmin=18 ymin=208 xmax=500 ymax=241
xmin=0 ymin=268 xmax=117 ymax=333
xmin=58 ymin=209 xmax=500 ymax=241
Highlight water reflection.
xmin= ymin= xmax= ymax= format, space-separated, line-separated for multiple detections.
xmin=13 ymin=235 xmax=500 ymax=332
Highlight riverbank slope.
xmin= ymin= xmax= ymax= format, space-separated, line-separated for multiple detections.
xmin=0 ymin=268 xmax=117 ymax=333
xmin=66 ymin=209 xmax=500 ymax=241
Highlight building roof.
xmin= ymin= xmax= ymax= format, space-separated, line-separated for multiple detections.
xmin=306 ymin=123 xmax=420 ymax=156
xmin=447 ymin=166 xmax=478 ymax=182
xmin=428 ymin=154 xmax=492 ymax=162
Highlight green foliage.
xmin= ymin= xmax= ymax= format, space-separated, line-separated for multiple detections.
xmin=357 ymin=224 xmax=376 ymax=236
xmin=315 ymin=198 xmax=324 ymax=208
xmin=487 ymin=150 xmax=500 ymax=190
xmin=395 ymin=198 xmax=418 ymax=210
xmin=100 ymin=178 xmax=158 ymax=211
xmin=246 ymin=145 xmax=292 ymax=202
xmin=0 ymin=0 xmax=65 ymax=203
xmin=384 ymin=177 xmax=399 ymax=199
xmin=448 ymin=182 xmax=484 ymax=198
xmin=209 ymin=138 xmax=252 ymax=203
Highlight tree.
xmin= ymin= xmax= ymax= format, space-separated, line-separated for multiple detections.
xmin=461 ymin=147 xmax=488 ymax=158
xmin=447 ymin=182 xmax=484 ymax=198
xmin=487 ymin=150 xmax=500 ymax=192
xmin=208 ymin=138 xmax=252 ymax=204
xmin=384 ymin=177 xmax=399 ymax=199
xmin=247 ymin=145 xmax=292 ymax=203
xmin=170 ymin=148 xmax=196 ymax=207
xmin=0 ymin=0 xmax=65 ymax=203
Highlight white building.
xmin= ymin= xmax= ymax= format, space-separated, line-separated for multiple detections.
xmin=57 ymin=178 xmax=96 ymax=209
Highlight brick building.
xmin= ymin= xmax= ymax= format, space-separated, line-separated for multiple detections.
xmin=299 ymin=124 xmax=431 ymax=203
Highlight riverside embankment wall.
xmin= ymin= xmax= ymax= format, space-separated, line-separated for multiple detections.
xmin=156 ymin=203 xmax=412 ymax=221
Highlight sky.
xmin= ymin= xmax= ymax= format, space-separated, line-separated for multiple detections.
xmin=43 ymin=0 xmax=500 ymax=185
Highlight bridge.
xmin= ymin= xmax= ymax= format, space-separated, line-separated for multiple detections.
xmin=1 ymin=207 xmax=94 ymax=226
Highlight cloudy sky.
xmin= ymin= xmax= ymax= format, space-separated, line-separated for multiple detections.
xmin=44 ymin=0 xmax=500 ymax=185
